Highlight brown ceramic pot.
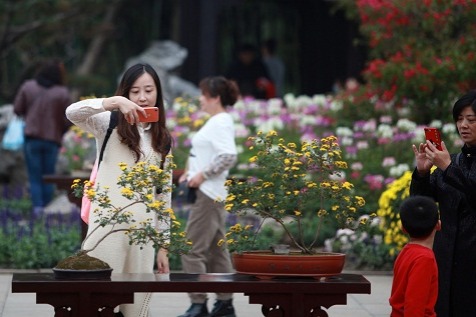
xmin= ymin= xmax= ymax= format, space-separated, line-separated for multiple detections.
xmin=232 ymin=250 xmax=345 ymax=279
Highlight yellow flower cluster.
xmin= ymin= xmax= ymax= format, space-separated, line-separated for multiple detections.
xmin=71 ymin=159 xmax=190 ymax=256
xmin=218 ymin=223 xmax=254 ymax=251
xmin=376 ymin=170 xmax=412 ymax=257
xmin=223 ymin=131 xmax=369 ymax=254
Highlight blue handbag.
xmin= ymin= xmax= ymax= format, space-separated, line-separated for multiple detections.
xmin=1 ymin=115 xmax=25 ymax=151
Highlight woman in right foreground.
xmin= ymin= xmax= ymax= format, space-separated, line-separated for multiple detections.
xmin=410 ymin=90 xmax=476 ymax=317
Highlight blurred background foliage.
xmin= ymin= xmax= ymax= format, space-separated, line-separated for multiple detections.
xmin=3 ymin=0 xmax=476 ymax=270
xmin=0 ymin=0 xmax=365 ymax=104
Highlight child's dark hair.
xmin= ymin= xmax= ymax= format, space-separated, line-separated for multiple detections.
xmin=400 ymin=196 xmax=439 ymax=238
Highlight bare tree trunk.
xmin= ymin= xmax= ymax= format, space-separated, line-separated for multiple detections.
xmin=71 ymin=2 xmax=123 ymax=100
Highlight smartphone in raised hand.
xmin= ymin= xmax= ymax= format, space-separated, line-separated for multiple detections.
xmin=424 ymin=127 xmax=442 ymax=151
xmin=135 ymin=107 xmax=159 ymax=123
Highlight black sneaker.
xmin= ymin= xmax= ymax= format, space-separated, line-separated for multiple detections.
xmin=178 ymin=302 xmax=210 ymax=317
xmin=210 ymin=299 xmax=236 ymax=317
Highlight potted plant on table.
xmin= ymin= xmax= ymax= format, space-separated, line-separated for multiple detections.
xmin=221 ymin=131 xmax=373 ymax=278
xmin=53 ymin=158 xmax=191 ymax=279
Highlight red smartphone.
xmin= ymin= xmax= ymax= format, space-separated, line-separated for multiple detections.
xmin=137 ymin=107 xmax=159 ymax=123
xmin=424 ymin=127 xmax=442 ymax=150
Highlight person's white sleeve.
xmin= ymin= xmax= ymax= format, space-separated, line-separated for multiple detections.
xmin=65 ymin=98 xmax=110 ymax=138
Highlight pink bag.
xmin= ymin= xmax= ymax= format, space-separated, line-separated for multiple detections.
xmin=80 ymin=160 xmax=98 ymax=224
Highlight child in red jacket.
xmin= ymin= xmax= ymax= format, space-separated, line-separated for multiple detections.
xmin=389 ymin=195 xmax=441 ymax=317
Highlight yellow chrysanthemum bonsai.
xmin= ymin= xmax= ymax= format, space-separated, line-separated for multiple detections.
xmin=55 ymin=158 xmax=191 ymax=270
xmin=222 ymin=131 xmax=371 ymax=255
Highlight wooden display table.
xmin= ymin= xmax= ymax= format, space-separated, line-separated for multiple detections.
xmin=12 ymin=272 xmax=371 ymax=317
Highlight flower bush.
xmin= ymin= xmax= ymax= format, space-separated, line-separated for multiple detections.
xmin=167 ymin=95 xmax=461 ymax=215
xmin=334 ymin=0 xmax=476 ymax=124
xmin=221 ymin=130 xmax=371 ymax=254
xmin=59 ymin=125 xmax=95 ymax=173
xmin=0 ymin=185 xmax=82 ymax=269
xmin=324 ymin=224 xmax=394 ymax=271
xmin=167 ymin=94 xmax=461 ymax=268
xmin=57 ymin=159 xmax=191 ymax=269
xmin=325 ymin=171 xmax=413 ymax=269
xmin=376 ymin=170 xmax=412 ymax=258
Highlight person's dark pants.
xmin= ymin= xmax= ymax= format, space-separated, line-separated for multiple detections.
xmin=24 ymin=137 xmax=59 ymax=209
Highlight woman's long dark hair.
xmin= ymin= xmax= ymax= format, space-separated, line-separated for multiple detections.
xmin=115 ymin=63 xmax=172 ymax=165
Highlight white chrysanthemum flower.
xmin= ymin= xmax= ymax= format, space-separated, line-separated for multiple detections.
xmin=290 ymin=95 xmax=314 ymax=112
xmin=396 ymin=118 xmax=417 ymax=131
xmin=236 ymin=144 xmax=244 ymax=154
xmin=256 ymin=118 xmax=284 ymax=133
xmin=389 ymin=163 xmax=410 ymax=177
xmin=377 ymin=124 xmax=393 ymax=138
xmin=340 ymin=136 xmax=354 ymax=146
xmin=442 ymin=123 xmax=456 ymax=134
xmin=300 ymin=114 xmax=318 ymax=126
xmin=166 ymin=120 xmax=177 ymax=129
xmin=234 ymin=123 xmax=249 ymax=138
xmin=283 ymin=93 xmax=296 ymax=109
xmin=329 ymin=99 xmax=343 ymax=111
xmin=233 ymin=99 xmax=246 ymax=111
xmin=336 ymin=228 xmax=355 ymax=237
xmin=382 ymin=157 xmax=396 ymax=167
xmin=336 ymin=126 xmax=354 ymax=137
xmin=356 ymin=141 xmax=369 ymax=150
xmin=312 ymin=94 xmax=327 ymax=108
xmin=361 ymin=119 xmax=377 ymax=132
xmin=412 ymin=127 xmax=426 ymax=144
xmin=329 ymin=171 xmax=346 ymax=181
xmin=428 ymin=120 xmax=443 ymax=128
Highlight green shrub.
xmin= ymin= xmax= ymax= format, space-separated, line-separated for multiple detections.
xmin=0 ymin=213 xmax=81 ymax=269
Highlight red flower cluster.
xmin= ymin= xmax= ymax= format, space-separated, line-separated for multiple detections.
xmin=336 ymin=0 xmax=476 ymax=123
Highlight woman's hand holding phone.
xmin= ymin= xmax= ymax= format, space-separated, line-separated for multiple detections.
xmin=125 ymin=106 xmax=159 ymax=124
xmin=137 ymin=107 xmax=159 ymax=123
xmin=419 ymin=127 xmax=451 ymax=171
xmin=424 ymin=127 xmax=442 ymax=151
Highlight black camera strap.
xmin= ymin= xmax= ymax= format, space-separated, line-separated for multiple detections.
xmin=97 ymin=111 xmax=118 ymax=168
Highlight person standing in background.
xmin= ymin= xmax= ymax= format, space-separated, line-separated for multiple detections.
xmin=226 ymin=43 xmax=272 ymax=100
xmin=261 ymin=38 xmax=285 ymax=98
xmin=14 ymin=59 xmax=72 ymax=215
xmin=178 ymin=76 xmax=239 ymax=317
